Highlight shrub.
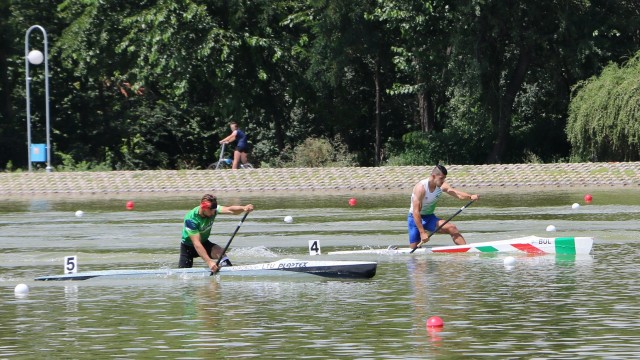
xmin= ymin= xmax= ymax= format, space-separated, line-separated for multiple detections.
xmin=289 ymin=136 xmax=356 ymax=167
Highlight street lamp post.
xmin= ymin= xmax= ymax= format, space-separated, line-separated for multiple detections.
xmin=25 ymin=25 xmax=52 ymax=172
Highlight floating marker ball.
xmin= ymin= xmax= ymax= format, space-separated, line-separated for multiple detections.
xmin=504 ymin=256 xmax=516 ymax=266
xmin=584 ymin=194 xmax=593 ymax=203
xmin=126 ymin=201 xmax=135 ymax=210
xmin=14 ymin=283 xmax=29 ymax=295
xmin=284 ymin=215 xmax=293 ymax=223
xmin=571 ymin=203 xmax=580 ymax=210
xmin=426 ymin=316 xmax=444 ymax=328
xmin=348 ymin=198 xmax=357 ymax=207
xmin=546 ymin=225 xmax=556 ymax=232
xmin=75 ymin=210 xmax=84 ymax=218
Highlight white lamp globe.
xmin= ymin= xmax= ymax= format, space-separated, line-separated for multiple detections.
xmin=28 ymin=50 xmax=44 ymax=65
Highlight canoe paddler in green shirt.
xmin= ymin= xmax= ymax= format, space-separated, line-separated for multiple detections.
xmin=179 ymin=194 xmax=254 ymax=272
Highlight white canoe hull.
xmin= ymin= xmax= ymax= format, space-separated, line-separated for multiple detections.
xmin=328 ymin=236 xmax=594 ymax=256
xmin=34 ymin=259 xmax=377 ymax=281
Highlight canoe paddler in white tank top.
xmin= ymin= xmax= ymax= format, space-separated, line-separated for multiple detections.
xmin=408 ymin=165 xmax=479 ymax=249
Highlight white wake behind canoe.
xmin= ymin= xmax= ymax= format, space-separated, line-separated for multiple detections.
xmin=328 ymin=236 xmax=594 ymax=255
xmin=34 ymin=259 xmax=377 ymax=281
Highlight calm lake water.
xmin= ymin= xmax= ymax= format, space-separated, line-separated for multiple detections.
xmin=1 ymin=189 xmax=639 ymax=358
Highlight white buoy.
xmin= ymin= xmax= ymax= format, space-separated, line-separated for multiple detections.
xmin=75 ymin=210 xmax=84 ymax=218
xmin=14 ymin=283 xmax=29 ymax=296
xmin=284 ymin=215 xmax=293 ymax=223
xmin=571 ymin=203 xmax=580 ymax=210
xmin=503 ymin=256 xmax=516 ymax=267
xmin=546 ymin=225 xmax=557 ymax=232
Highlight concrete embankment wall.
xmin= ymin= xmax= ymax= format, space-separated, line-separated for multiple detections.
xmin=1 ymin=162 xmax=638 ymax=198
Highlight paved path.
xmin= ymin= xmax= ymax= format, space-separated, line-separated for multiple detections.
xmin=1 ymin=163 xmax=638 ymax=197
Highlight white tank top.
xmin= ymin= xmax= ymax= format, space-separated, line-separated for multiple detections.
xmin=409 ymin=178 xmax=443 ymax=215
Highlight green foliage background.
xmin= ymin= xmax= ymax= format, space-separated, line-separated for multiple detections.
xmin=0 ymin=0 xmax=638 ymax=171
xmin=567 ymin=54 xmax=640 ymax=161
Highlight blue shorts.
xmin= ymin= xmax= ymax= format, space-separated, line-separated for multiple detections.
xmin=407 ymin=213 xmax=441 ymax=244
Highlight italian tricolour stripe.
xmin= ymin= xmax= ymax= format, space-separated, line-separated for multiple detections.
xmin=430 ymin=236 xmax=593 ymax=255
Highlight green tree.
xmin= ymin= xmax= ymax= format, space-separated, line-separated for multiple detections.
xmin=0 ymin=0 xmax=18 ymax=169
xmin=0 ymin=0 xmax=63 ymax=170
xmin=55 ymin=0 xmax=301 ymax=169
xmin=2 ymin=0 xmax=639 ymax=170
xmin=377 ymin=0 xmax=640 ymax=164
xmin=373 ymin=0 xmax=458 ymax=133
xmin=455 ymin=0 xmax=640 ymax=163
xmin=372 ymin=0 xmax=488 ymax=165
xmin=567 ymin=52 xmax=640 ymax=161
xmin=286 ymin=0 xmax=401 ymax=165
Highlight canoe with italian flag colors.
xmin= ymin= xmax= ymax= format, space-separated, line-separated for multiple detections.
xmin=327 ymin=236 xmax=594 ymax=256
xmin=428 ymin=236 xmax=593 ymax=255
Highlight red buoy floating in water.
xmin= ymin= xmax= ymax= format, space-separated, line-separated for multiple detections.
xmin=126 ymin=200 xmax=135 ymax=210
xmin=426 ymin=316 xmax=444 ymax=328
xmin=348 ymin=198 xmax=357 ymax=207
xmin=584 ymin=194 xmax=593 ymax=203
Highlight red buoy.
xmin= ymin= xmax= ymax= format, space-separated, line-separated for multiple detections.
xmin=126 ymin=200 xmax=135 ymax=210
xmin=584 ymin=194 xmax=593 ymax=203
xmin=426 ymin=316 xmax=444 ymax=328
xmin=348 ymin=198 xmax=357 ymax=207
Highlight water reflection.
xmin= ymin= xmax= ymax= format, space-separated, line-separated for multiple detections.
xmin=28 ymin=199 xmax=52 ymax=212
xmin=1 ymin=190 xmax=640 ymax=358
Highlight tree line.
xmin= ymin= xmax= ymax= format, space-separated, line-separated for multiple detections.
xmin=1 ymin=0 xmax=638 ymax=171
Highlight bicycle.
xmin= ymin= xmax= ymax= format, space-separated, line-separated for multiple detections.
xmin=207 ymin=143 xmax=254 ymax=169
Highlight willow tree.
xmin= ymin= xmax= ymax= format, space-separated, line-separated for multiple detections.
xmin=567 ymin=53 xmax=640 ymax=161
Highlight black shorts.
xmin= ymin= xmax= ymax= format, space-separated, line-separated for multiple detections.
xmin=178 ymin=241 xmax=217 ymax=268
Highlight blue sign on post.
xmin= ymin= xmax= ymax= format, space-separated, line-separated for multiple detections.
xmin=31 ymin=143 xmax=46 ymax=162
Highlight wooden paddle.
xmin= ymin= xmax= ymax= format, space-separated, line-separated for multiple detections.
xmin=210 ymin=211 xmax=249 ymax=275
xmin=409 ymin=199 xmax=475 ymax=254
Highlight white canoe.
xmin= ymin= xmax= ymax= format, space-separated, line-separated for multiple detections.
xmin=34 ymin=259 xmax=377 ymax=281
xmin=328 ymin=236 xmax=594 ymax=256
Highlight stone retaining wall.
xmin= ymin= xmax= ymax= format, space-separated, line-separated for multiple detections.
xmin=1 ymin=162 xmax=638 ymax=197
